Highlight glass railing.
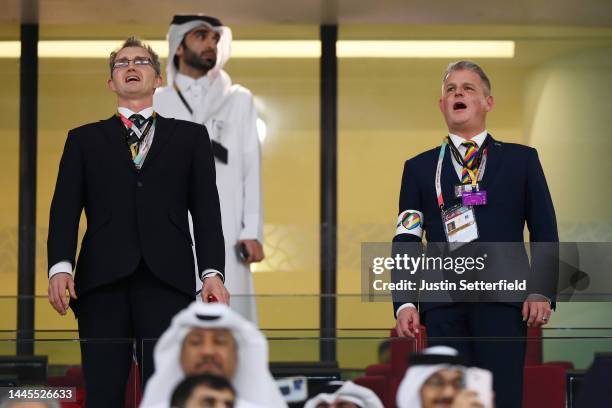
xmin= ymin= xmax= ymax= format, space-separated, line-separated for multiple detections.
xmin=0 ymin=336 xmax=609 ymax=407
xmin=2 ymin=295 xmax=611 ymax=375
xmin=0 ymin=338 xmax=138 ymax=406
xmin=4 ymin=295 xmax=611 ymax=329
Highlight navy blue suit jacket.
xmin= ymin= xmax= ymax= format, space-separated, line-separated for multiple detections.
xmin=392 ymin=135 xmax=559 ymax=316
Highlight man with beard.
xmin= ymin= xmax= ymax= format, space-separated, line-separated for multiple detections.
xmin=396 ymin=346 xmax=489 ymax=408
xmin=155 ymin=15 xmax=264 ymax=324
xmin=140 ymin=302 xmax=286 ymax=408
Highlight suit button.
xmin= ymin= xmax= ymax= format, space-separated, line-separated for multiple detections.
xmin=136 ymin=181 xmax=143 ymax=188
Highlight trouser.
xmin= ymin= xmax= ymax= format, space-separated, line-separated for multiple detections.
xmin=422 ymin=303 xmax=527 ymax=408
xmin=74 ymin=260 xmax=193 ymax=408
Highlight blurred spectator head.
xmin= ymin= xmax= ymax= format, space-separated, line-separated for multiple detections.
xmin=0 ymin=399 xmax=60 ymax=408
xmin=141 ymin=302 xmax=286 ymax=408
xmin=377 ymin=339 xmax=391 ymax=364
xmin=304 ymin=381 xmax=384 ymax=408
xmin=180 ymin=327 xmax=237 ymax=378
xmin=396 ymin=346 xmax=467 ymax=408
xmin=170 ymin=374 xmax=235 ymax=408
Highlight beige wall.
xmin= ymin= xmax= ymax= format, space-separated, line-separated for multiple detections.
xmin=0 ymin=25 xmax=19 ymax=333
xmin=523 ymin=46 xmax=612 ymax=368
xmin=526 ymin=46 xmax=612 ymax=227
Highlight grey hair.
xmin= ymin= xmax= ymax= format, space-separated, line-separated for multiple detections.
xmin=442 ymin=60 xmax=491 ymax=95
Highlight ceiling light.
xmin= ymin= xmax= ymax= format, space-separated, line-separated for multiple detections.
xmin=338 ymin=40 xmax=515 ymax=58
xmin=0 ymin=40 xmax=514 ymax=59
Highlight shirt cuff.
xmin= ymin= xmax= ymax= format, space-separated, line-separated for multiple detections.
xmin=527 ymin=293 xmax=552 ymax=305
xmin=200 ymin=269 xmax=224 ymax=283
xmin=395 ymin=303 xmax=417 ymax=318
xmin=49 ymin=261 xmax=73 ymax=279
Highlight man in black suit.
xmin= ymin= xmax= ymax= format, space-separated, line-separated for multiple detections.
xmin=392 ymin=61 xmax=559 ymax=408
xmin=46 ymin=37 xmax=227 ymax=407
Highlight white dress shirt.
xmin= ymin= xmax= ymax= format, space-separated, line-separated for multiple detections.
xmin=118 ymin=106 xmax=154 ymax=120
xmin=448 ymin=130 xmax=488 ymax=180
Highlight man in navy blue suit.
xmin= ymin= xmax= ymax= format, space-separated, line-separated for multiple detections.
xmin=392 ymin=61 xmax=559 ymax=408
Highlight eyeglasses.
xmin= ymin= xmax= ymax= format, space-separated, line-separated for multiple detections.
xmin=112 ymin=57 xmax=154 ymax=70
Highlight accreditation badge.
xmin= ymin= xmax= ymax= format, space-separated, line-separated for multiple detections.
xmin=206 ymin=118 xmax=229 ymax=164
xmin=454 ymin=183 xmax=479 ymax=198
xmin=454 ymin=184 xmax=487 ymax=206
xmin=462 ymin=190 xmax=487 ymax=206
xmin=442 ymin=203 xmax=479 ymax=249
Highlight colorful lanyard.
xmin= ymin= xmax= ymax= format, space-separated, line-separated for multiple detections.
xmin=435 ymin=137 xmax=488 ymax=209
xmin=117 ymin=111 xmax=156 ymax=140
xmin=117 ymin=112 xmax=157 ymax=165
xmin=435 ymin=141 xmax=448 ymax=209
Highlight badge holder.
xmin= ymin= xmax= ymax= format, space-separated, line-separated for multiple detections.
xmin=442 ymin=203 xmax=480 ymax=251
xmin=436 ymin=139 xmax=481 ymax=252
xmin=462 ymin=190 xmax=487 ymax=206
xmin=455 ymin=183 xmax=479 ymax=198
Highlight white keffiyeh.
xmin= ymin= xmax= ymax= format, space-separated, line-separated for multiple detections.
xmin=140 ymin=302 xmax=286 ymax=408
xmin=304 ymin=381 xmax=384 ymax=408
xmin=396 ymin=346 xmax=465 ymax=408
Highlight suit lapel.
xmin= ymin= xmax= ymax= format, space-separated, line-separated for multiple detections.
xmin=480 ymin=134 xmax=503 ymax=189
xmin=441 ymin=144 xmax=460 ymax=209
xmin=140 ymin=115 xmax=175 ymax=172
xmin=98 ymin=115 xmax=137 ymax=173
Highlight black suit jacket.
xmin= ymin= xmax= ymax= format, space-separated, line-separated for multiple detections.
xmin=392 ymin=135 xmax=559 ymax=315
xmin=47 ymin=114 xmax=225 ymax=298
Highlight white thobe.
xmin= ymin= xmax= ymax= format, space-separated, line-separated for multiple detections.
xmin=154 ymin=72 xmax=263 ymax=324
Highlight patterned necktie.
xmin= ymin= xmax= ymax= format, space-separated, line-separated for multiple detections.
xmin=126 ymin=114 xmax=146 ymax=160
xmin=461 ymin=140 xmax=478 ymax=183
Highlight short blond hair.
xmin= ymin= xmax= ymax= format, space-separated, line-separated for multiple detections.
xmin=443 ymin=60 xmax=491 ymax=95
xmin=109 ymin=36 xmax=161 ymax=77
